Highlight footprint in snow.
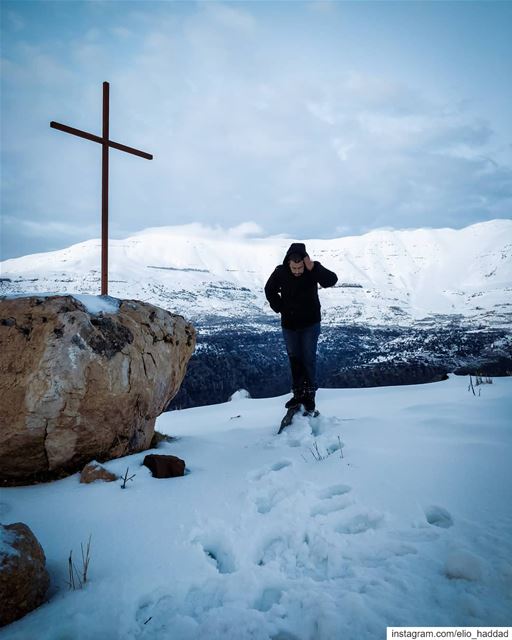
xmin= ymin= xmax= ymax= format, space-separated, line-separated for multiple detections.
xmin=424 ymin=505 xmax=454 ymax=528
xmin=254 ymin=486 xmax=292 ymax=515
xmin=336 ymin=510 xmax=384 ymax=535
xmin=249 ymin=459 xmax=293 ymax=482
xmin=310 ymin=484 xmax=352 ymax=516
xmin=193 ymin=534 xmax=237 ymax=574
xmin=203 ymin=546 xmax=236 ymax=574
xmin=256 ymin=536 xmax=289 ymax=569
xmin=272 ymin=460 xmax=292 ymax=472
xmin=310 ymin=495 xmax=352 ymax=517
xmin=256 ymin=531 xmax=343 ymax=582
xmin=318 ymin=484 xmax=352 ymax=500
xmin=253 ymin=587 xmax=283 ymax=612
xmin=135 ymin=593 xmax=173 ymax=629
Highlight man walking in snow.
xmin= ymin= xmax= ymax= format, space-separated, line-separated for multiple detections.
xmin=264 ymin=243 xmax=338 ymax=414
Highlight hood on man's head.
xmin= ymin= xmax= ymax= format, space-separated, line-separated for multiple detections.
xmin=283 ymin=242 xmax=307 ymax=264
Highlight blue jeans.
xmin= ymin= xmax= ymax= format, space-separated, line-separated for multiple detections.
xmin=282 ymin=322 xmax=321 ymax=391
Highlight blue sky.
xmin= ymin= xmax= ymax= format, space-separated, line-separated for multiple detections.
xmin=1 ymin=0 xmax=511 ymax=260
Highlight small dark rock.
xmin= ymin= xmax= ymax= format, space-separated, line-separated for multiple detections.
xmin=143 ymin=454 xmax=185 ymax=478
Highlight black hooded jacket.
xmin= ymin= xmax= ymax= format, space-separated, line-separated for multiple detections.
xmin=264 ymin=243 xmax=338 ymax=330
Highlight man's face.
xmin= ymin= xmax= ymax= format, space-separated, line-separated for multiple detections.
xmin=289 ymin=259 xmax=305 ymax=277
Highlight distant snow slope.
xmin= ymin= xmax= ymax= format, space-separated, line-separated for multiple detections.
xmin=1 ymin=375 xmax=511 ymax=639
xmin=1 ymin=220 xmax=511 ymax=327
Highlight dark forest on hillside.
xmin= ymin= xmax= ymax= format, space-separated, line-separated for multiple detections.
xmin=169 ymin=325 xmax=512 ymax=409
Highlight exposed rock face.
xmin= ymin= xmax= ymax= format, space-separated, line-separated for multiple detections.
xmin=0 ymin=295 xmax=195 ymax=484
xmin=80 ymin=461 xmax=118 ymax=484
xmin=0 ymin=522 xmax=50 ymax=627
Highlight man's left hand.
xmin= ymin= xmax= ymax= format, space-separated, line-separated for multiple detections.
xmin=304 ymin=255 xmax=315 ymax=271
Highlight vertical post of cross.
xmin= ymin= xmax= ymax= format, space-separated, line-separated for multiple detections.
xmin=101 ymin=81 xmax=110 ymax=296
xmin=50 ymin=82 xmax=153 ymax=297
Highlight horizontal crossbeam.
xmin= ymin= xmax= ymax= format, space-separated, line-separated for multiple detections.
xmin=50 ymin=121 xmax=153 ymax=160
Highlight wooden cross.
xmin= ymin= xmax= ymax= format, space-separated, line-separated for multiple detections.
xmin=50 ymin=81 xmax=153 ymax=296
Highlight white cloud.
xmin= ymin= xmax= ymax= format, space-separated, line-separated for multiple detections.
xmin=202 ymin=3 xmax=257 ymax=32
xmin=84 ymin=28 xmax=101 ymax=42
xmin=2 ymin=215 xmax=97 ymax=241
xmin=227 ymin=222 xmax=265 ymax=238
xmin=134 ymin=221 xmax=263 ymax=240
xmin=73 ymin=41 xmax=110 ymax=68
xmin=2 ymin=1 xmax=511 ymax=259
xmin=331 ymin=138 xmax=354 ymax=162
xmin=111 ymin=26 xmax=131 ymax=39
xmin=307 ymin=0 xmax=338 ymax=14
xmin=2 ymin=43 xmax=74 ymax=86
xmin=306 ymin=100 xmax=337 ymax=126
xmin=6 ymin=10 xmax=25 ymax=32
xmin=278 ymin=194 xmax=304 ymax=207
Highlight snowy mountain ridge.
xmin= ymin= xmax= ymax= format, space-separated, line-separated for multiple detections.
xmin=1 ymin=219 xmax=511 ymax=328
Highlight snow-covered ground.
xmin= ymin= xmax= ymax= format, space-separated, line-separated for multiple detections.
xmin=1 ymin=375 xmax=511 ymax=639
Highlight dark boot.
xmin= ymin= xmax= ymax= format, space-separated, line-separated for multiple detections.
xmin=302 ymin=390 xmax=316 ymax=413
xmin=285 ymin=388 xmax=302 ymax=408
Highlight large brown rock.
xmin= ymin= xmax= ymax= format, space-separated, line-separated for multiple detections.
xmin=0 ymin=295 xmax=195 ymax=484
xmin=0 ymin=522 xmax=50 ymax=627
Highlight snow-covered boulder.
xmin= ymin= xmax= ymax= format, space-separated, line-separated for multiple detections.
xmin=0 ymin=522 xmax=50 ymax=627
xmin=229 ymin=389 xmax=251 ymax=401
xmin=0 ymin=295 xmax=195 ymax=484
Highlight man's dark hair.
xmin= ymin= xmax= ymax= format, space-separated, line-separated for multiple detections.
xmin=288 ymin=253 xmax=304 ymax=263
